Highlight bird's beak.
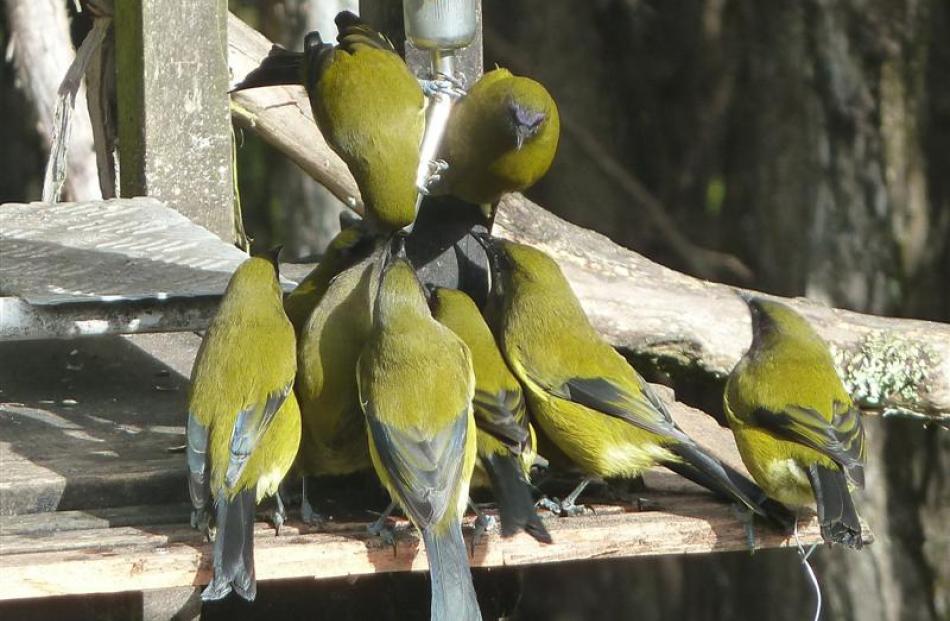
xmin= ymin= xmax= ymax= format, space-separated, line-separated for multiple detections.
xmin=735 ymin=289 xmax=754 ymax=304
xmin=515 ymin=126 xmax=529 ymax=151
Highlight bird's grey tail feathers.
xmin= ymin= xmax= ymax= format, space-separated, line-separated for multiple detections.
xmin=666 ymin=442 xmax=796 ymax=532
xmin=202 ymin=488 xmax=257 ymax=602
xmin=422 ymin=523 xmax=482 ymax=621
xmin=807 ymin=464 xmax=863 ymax=549
xmin=482 ymin=453 xmax=551 ymax=543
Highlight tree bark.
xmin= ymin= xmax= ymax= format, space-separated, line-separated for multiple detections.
xmin=3 ymin=0 xmax=100 ymax=202
xmin=726 ymin=2 xmax=949 ymax=619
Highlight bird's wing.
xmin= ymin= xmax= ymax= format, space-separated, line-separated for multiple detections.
xmin=750 ymin=401 xmax=866 ymax=487
xmin=224 ymin=381 xmax=294 ymax=489
xmin=473 ymin=388 xmax=530 ymax=453
xmin=541 ymin=374 xmax=691 ymax=444
xmin=364 ymin=405 xmax=470 ymax=529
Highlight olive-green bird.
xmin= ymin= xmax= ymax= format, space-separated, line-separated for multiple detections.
xmin=234 ymin=11 xmax=424 ymax=232
xmin=358 ymin=259 xmax=481 ymax=621
xmin=430 ymin=287 xmax=551 ymax=544
xmin=437 ymin=68 xmax=559 ymax=209
xmin=481 ymin=236 xmax=794 ymax=531
xmin=284 ymin=222 xmax=374 ymax=333
xmin=295 ymin=243 xmax=385 ymax=523
xmin=187 ymin=252 xmax=301 ymax=602
xmin=725 ymin=297 xmax=866 ymax=548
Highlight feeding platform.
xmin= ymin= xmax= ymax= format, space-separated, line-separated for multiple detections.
xmin=0 ymin=330 xmax=861 ymax=602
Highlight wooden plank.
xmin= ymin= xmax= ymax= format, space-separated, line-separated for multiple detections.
xmin=0 ymin=335 xmax=195 ymax=515
xmin=0 ymin=496 xmax=853 ymax=601
xmin=0 ymin=199 xmax=304 ymax=341
xmin=114 ymin=0 xmax=234 ymax=241
xmin=0 ymin=199 xmax=244 ymax=305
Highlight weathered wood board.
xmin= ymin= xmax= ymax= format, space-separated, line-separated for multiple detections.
xmin=0 ymin=497 xmax=851 ymax=601
xmin=0 ymin=331 xmax=871 ymax=601
xmin=0 ymin=199 xmax=303 ymax=340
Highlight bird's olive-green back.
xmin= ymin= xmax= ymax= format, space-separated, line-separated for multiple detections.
xmin=295 ymin=248 xmax=383 ymax=476
xmin=307 ymin=46 xmax=423 ymax=232
xmin=726 ymin=299 xmax=853 ymax=424
xmin=283 ymin=225 xmax=374 ymax=332
xmin=188 ymin=257 xmax=298 ymax=494
xmin=431 ymin=287 xmax=522 ymax=404
xmin=442 ymin=68 xmax=560 ymax=204
xmin=432 ymin=287 xmax=532 ymax=460
xmin=491 ymin=241 xmax=641 ymax=394
xmin=361 ymin=263 xmax=474 ymax=431
xmin=359 ymin=261 xmax=476 ymax=530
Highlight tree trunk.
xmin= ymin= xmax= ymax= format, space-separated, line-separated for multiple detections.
xmin=484 ymin=0 xmax=950 ymax=619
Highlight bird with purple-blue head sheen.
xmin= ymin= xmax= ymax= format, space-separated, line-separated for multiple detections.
xmin=436 ymin=68 xmax=560 ymax=210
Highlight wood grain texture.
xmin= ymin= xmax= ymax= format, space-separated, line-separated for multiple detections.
xmin=115 ymin=0 xmax=233 ymax=241
xmin=0 ymin=497 xmax=857 ymax=601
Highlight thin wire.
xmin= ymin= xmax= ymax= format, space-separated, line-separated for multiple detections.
xmin=793 ymin=517 xmax=823 ymax=621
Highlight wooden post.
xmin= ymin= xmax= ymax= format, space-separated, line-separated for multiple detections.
xmin=114 ymin=0 xmax=234 ymax=242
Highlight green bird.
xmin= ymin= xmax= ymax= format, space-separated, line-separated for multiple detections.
xmin=187 ymin=251 xmax=301 ymax=602
xmin=284 ymin=222 xmax=374 ymax=333
xmin=725 ymin=297 xmax=866 ymax=548
xmin=430 ymin=287 xmax=551 ymax=544
xmin=294 ymin=243 xmax=385 ymax=523
xmin=480 ymin=236 xmax=794 ymax=531
xmin=358 ymin=259 xmax=481 ymax=621
xmin=437 ymin=68 xmax=559 ymax=210
xmin=234 ymin=11 xmax=424 ymax=233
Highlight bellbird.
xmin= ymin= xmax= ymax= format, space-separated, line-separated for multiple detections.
xmin=295 ymin=244 xmax=385 ymax=522
xmin=725 ymin=297 xmax=866 ymax=548
xmin=358 ymin=259 xmax=482 ymax=621
xmin=437 ymin=68 xmax=559 ymax=207
xmin=284 ymin=222 xmax=374 ymax=333
xmin=481 ymin=237 xmax=794 ymax=530
xmin=187 ymin=252 xmax=302 ymax=601
xmin=430 ymin=287 xmax=551 ymax=544
xmin=234 ymin=11 xmax=424 ymax=232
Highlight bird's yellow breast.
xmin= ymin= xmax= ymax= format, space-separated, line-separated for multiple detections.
xmin=529 ymin=392 xmax=675 ymax=478
xmin=731 ymin=426 xmax=823 ymax=507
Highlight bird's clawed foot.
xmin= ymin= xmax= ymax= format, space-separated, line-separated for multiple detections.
xmin=269 ymin=492 xmax=287 ymax=535
xmin=191 ymin=508 xmax=213 ymax=542
xmin=367 ymin=516 xmax=398 ymax=556
xmin=420 ymin=159 xmax=449 ymax=194
xmin=732 ymin=504 xmax=758 ymax=553
xmin=367 ymin=501 xmax=399 ymax=556
xmin=419 ymin=75 xmax=466 ymax=99
xmin=468 ymin=500 xmax=497 ymax=554
xmin=300 ymin=477 xmax=328 ymax=528
xmin=300 ymin=499 xmax=327 ymax=528
xmin=535 ymin=495 xmax=593 ymax=518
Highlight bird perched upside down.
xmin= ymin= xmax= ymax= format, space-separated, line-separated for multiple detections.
xmin=725 ymin=297 xmax=867 ymax=548
xmin=233 ymin=11 xmax=424 ymax=233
